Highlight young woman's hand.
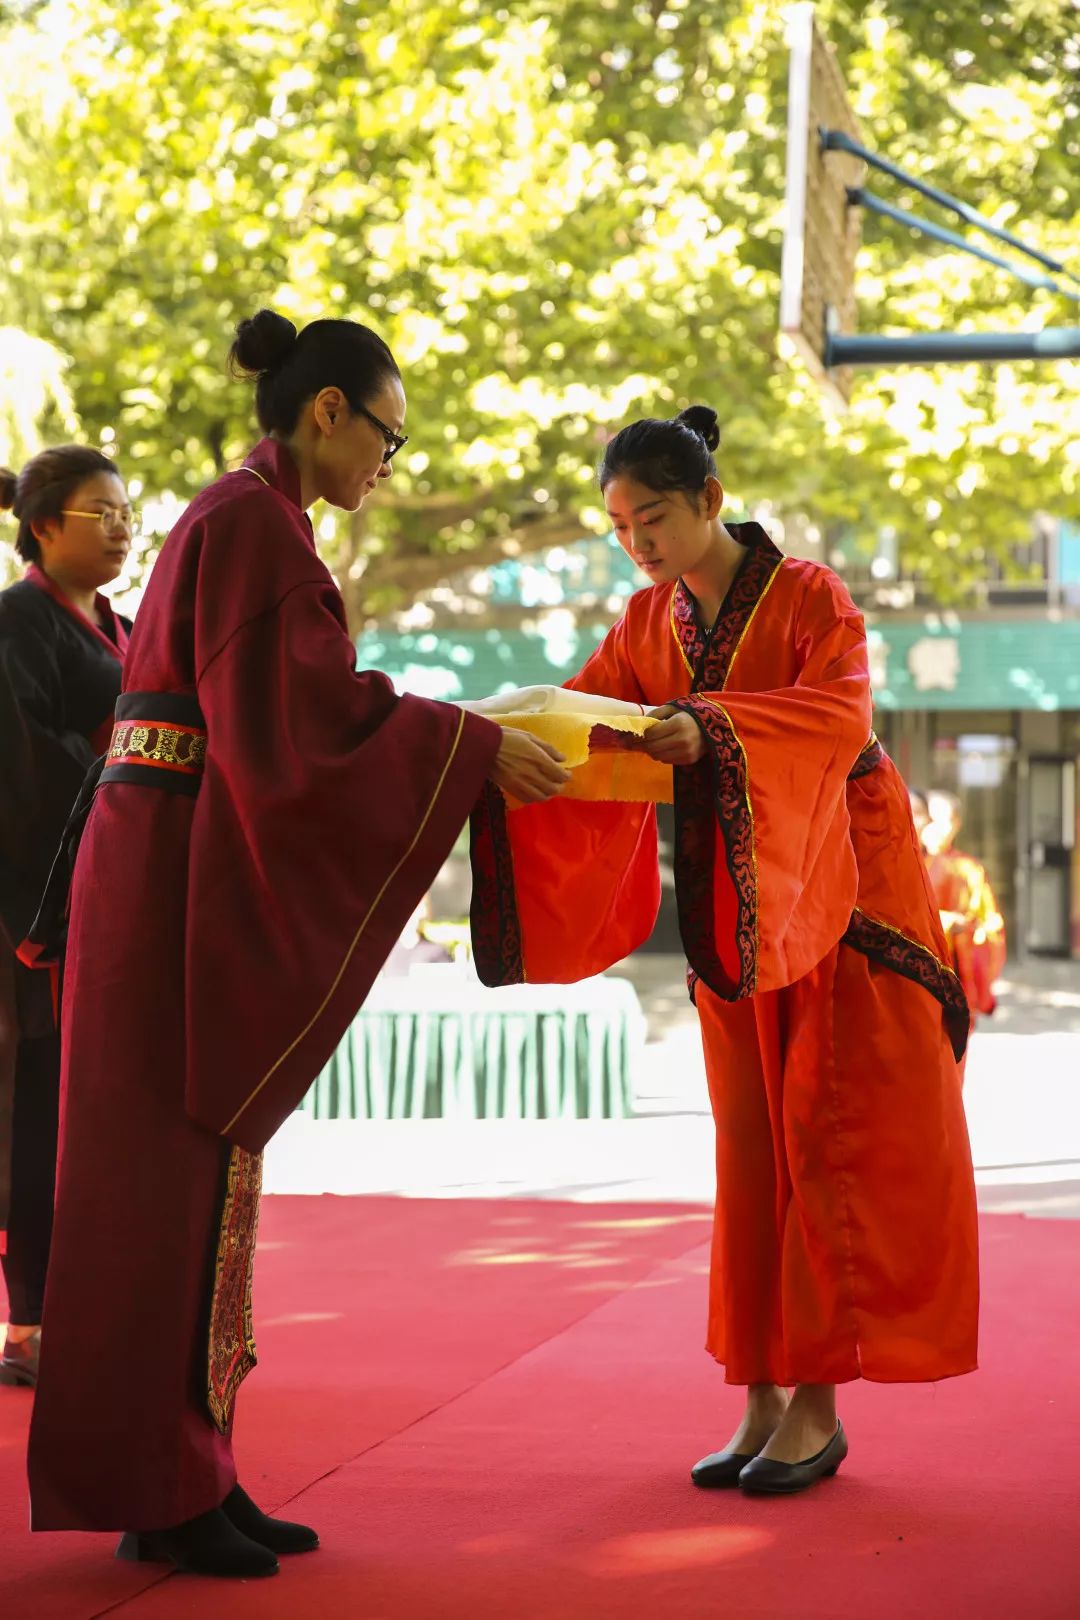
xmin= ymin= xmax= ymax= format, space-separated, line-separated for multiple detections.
xmin=643 ymin=705 xmax=706 ymax=765
xmin=490 ymin=729 xmax=572 ymax=803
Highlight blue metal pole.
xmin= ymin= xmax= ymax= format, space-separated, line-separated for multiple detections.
xmin=822 ymin=129 xmax=1079 ymax=284
xmin=826 ymin=329 xmax=1080 ymax=367
xmin=849 ymin=188 xmax=1079 ymax=300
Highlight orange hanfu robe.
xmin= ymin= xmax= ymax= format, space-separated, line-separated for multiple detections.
xmin=926 ymin=846 xmax=1006 ymax=1022
xmin=471 ymin=524 xmax=978 ymax=1386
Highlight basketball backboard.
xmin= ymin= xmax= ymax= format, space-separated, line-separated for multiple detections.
xmin=779 ymin=4 xmax=864 ymax=407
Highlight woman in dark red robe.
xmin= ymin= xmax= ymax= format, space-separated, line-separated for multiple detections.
xmin=0 ymin=446 xmax=133 ymax=1388
xmin=26 ymin=310 xmax=568 ymax=1578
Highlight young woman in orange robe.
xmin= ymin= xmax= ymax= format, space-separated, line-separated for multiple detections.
xmin=471 ymin=407 xmax=979 ymax=1495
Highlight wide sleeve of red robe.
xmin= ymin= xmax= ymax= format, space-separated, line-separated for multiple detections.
xmin=189 ymin=581 xmax=500 ymax=1151
xmin=471 ymin=523 xmax=968 ymax=1063
xmin=179 ymin=457 xmax=500 ymax=1150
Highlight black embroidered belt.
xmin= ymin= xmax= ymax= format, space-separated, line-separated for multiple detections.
xmin=848 ymin=735 xmax=883 ymax=781
xmin=101 ymin=691 xmax=207 ymax=799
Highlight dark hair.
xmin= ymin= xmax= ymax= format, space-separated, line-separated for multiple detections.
xmin=229 ymin=308 xmax=401 ymax=436
xmin=0 ymin=445 xmax=120 ymax=564
xmin=599 ymin=405 xmax=721 ymax=499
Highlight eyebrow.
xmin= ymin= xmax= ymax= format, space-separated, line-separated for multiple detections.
xmin=607 ymin=498 xmax=667 ymax=520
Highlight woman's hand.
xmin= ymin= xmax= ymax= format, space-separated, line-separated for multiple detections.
xmin=643 ymin=705 xmax=706 ymax=765
xmin=490 ymin=729 xmax=572 ymax=803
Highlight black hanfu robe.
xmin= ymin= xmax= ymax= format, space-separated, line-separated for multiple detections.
xmin=0 ymin=567 xmax=128 ymax=1263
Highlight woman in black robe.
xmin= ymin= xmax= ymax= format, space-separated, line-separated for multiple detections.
xmin=0 ymin=445 xmax=134 ymax=1386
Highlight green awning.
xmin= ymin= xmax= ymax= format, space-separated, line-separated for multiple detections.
xmin=868 ymin=618 xmax=1080 ymax=711
xmin=357 ymin=615 xmax=1080 ymax=713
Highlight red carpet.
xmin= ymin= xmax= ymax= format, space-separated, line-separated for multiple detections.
xmin=1 ymin=1198 xmax=1077 ymax=1619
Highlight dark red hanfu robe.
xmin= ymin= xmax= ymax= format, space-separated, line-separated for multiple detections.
xmin=28 ymin=439 xmax=500 ymax=1531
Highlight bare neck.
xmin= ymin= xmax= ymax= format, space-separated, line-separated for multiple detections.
xmin=273 ymin=430 xmax=317 ymax=511
xmin=681 ymin=524 xmax=748 ymax=627
xmin=46 ymin=569 xmax=100 ymax=626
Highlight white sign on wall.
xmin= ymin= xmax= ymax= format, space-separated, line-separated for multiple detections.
xmin=866 ymin=630 xmax=889 ymax=690
xmin=907 ymin=637 xmax=960 ymax=692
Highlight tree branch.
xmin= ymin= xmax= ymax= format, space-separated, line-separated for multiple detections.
xmin=344 ymin=513 xmax=606 ymax=628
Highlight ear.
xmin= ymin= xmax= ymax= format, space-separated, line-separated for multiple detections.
xmin=31 ymin=517 xmax=61 ymax=549
xmin=312 ymin=387 xmax=346 ymax=436
xmin=702 ymin=476 xmax=724 ymax=520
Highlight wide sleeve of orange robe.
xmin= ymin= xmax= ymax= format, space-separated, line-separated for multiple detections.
xmin=470 ymin=613 xmax=663 ymax=985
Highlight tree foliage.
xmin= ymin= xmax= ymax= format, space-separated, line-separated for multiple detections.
xmin=1 ymin=0 xmax=1077 ymax=619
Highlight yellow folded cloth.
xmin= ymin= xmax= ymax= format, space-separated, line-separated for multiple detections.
xmin=460 ymin=686 xmax=673 ymax=804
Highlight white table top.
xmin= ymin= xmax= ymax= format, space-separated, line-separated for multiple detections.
xmin=361 ymin=968 xmax=644 ymax=1018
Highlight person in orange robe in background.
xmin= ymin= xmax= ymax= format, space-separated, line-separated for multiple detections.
xmin=923 ymin=789 xmax=1006 ymax=1027
xmin=471 ymin=407 xmax=978 ymax=1497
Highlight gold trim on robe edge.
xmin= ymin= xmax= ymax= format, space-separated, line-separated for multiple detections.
xmin=206 ymin=1144 xmax=263 ymax=1433
xmin=849 ymin=906 xmax=957 ymax=983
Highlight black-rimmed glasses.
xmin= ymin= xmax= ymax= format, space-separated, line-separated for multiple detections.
xmin=356 ymin=403 xmax=409 ymax=463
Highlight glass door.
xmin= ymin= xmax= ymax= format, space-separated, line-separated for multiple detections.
xmin=930 ymin=730 xmax=1018 ymax=947
xmin=1026 ymin=756 xmax=1075 ymax=955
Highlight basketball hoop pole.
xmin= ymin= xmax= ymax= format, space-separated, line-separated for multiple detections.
xmin=820 ymin=122 xmax=1080 ymax=368
xmin=821 ymin=129 xmax=1079 ymax=285
xmin=779 ymin=7 xmax=1080 ymax=394
xmin=827 ymin=329 xmax=1080 ymax=367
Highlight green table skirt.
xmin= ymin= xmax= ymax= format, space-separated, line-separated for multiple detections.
xmin=296 ymin=976 xmax=644 ymax=1121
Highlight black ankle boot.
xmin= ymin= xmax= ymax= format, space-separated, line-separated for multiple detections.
xmin=116 ymin=1506 xmax=279 ymax=1578
xmin=222 ymin=1483 xmax=320 ymax=1554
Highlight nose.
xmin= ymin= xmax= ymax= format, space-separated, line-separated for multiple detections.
xmin=378 ymin=459 xmax=393 ymax=481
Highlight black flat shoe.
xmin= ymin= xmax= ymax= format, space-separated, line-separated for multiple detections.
xmin=116 ymin=1506 xmax=279 ymax=1578
xmin=738 ymin=1421 xmax=848 ymax=1496
xmin=0 ymin=1331 xmax=40 ymax=1388
xmin=691 ymin=1449 xmax=758 ymax=1488
xmin=222 ymin=1483 xmax=319 ymax=1554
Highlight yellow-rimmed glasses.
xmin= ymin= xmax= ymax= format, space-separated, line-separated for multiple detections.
xmin=61 ymin=506 xmax=141 ymax=536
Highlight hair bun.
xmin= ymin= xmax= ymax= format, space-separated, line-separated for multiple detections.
xmin=676 ymin=405 xmax=721 ymax=453
xmin=230 ymin=309 xmax=298 ymax=376
xmin=0 ymin=467 xmax=17 ymax=513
